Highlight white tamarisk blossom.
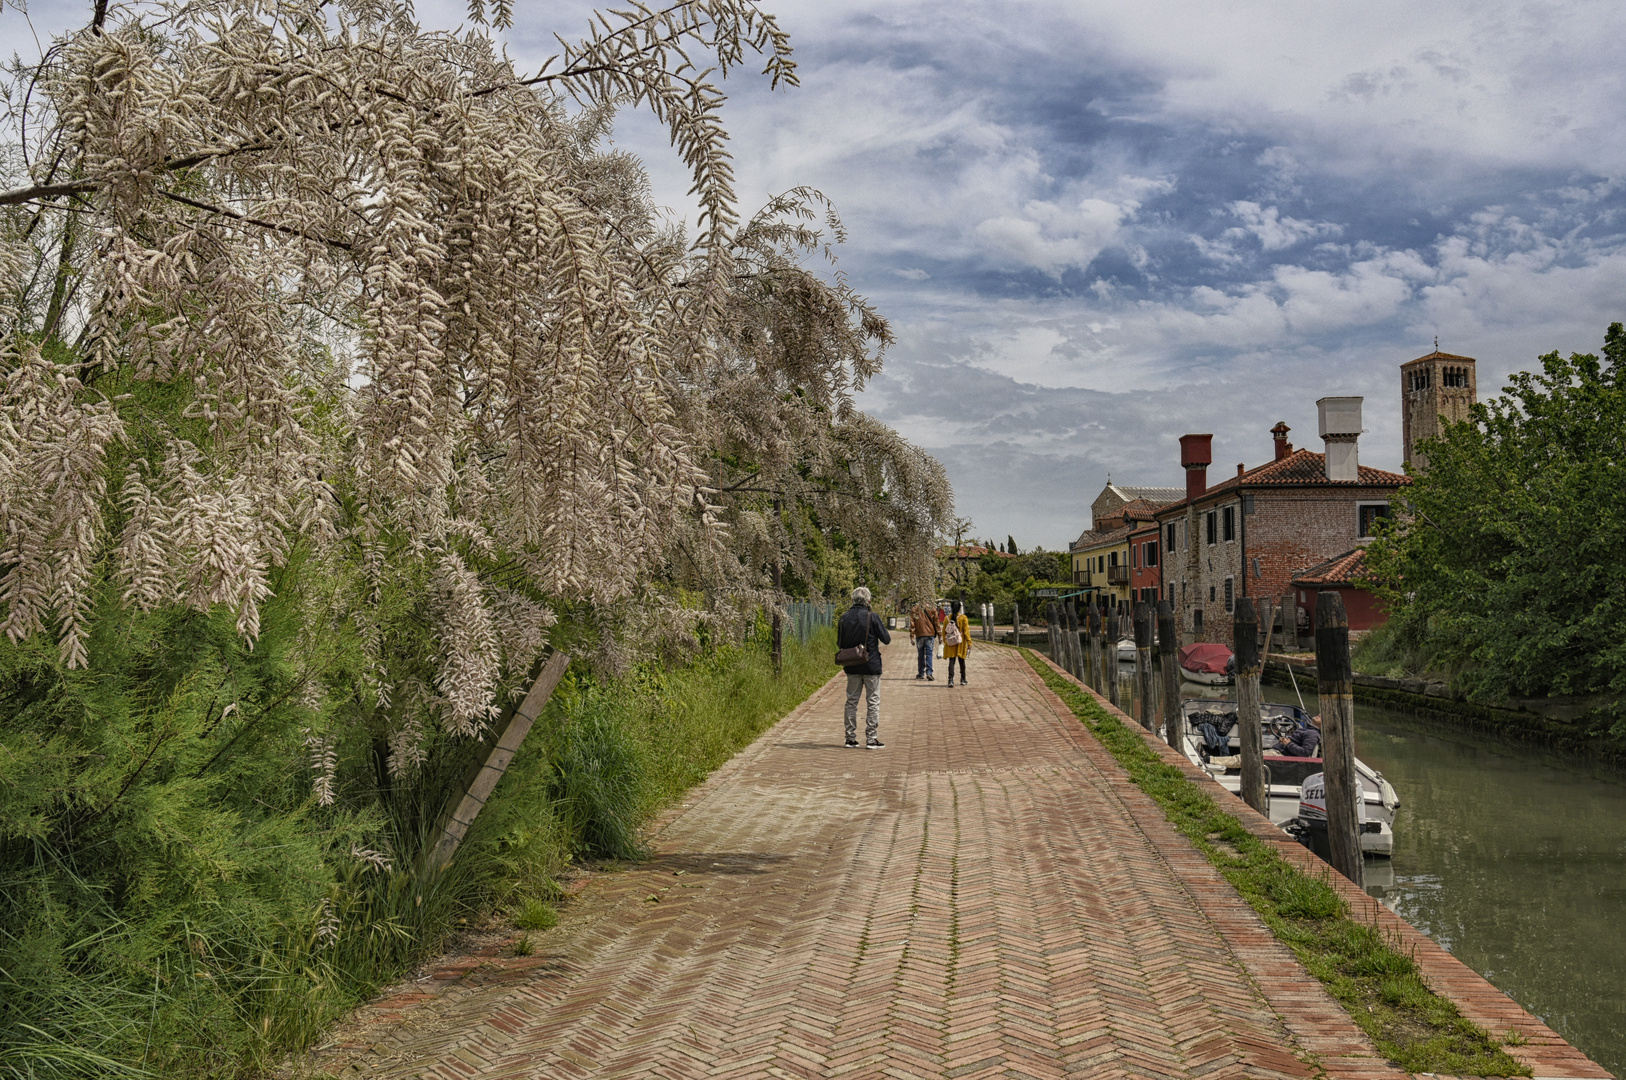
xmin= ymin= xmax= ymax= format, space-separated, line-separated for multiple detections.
xmin=0 ymin=0 xmax=952 ymax=767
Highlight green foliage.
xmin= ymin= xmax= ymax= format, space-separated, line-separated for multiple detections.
xmin=1023 ymin=650 xmax=1530 ymax=1077
xmin=0 ymin=568 xmax=835 ymax=1077
xmin=1366 ymin=323 xmax=1626 ymax=730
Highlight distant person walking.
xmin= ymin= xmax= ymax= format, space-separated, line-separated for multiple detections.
xmin=909 ymin=601 xmax=941 ymax=681
xmin=838 ymin=587 xmax=891 ymax=748
xmin=943 ymin=599 xmax=971 ymax=687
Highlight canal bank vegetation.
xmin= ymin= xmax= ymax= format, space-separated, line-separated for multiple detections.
xmin=1364 ymin=322 xmax=1626 ymax=738
xmin=1024 ymin=652 xmax=1529 ymax=1077
xmin=0 ymin=612 xmax=836 ymax=1078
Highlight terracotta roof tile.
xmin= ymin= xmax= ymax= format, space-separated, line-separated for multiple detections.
xmin=1292 ymin=548 xmax=1371 ymax=586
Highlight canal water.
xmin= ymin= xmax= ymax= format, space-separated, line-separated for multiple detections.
xmin=1097 ymin=654 xmax=1626 ymax=1075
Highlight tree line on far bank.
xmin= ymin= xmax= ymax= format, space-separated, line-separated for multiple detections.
xmin=1363 ymin=322 xmax=1625 ymax=736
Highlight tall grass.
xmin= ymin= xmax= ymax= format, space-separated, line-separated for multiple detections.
xmin=0 ymin=591 xmax=836 ymax=1079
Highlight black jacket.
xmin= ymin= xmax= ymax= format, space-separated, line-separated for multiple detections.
xmin=837 ymin=602 xmax=891 ymax=676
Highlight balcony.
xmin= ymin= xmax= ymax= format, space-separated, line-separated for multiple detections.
xmin=1073 ymin=570 xmax=1092 ymax=586
xmin=1106 ymin=564 xmax=1129 ymax=586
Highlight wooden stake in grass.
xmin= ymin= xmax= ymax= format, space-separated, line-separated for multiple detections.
xmin=1234 ymin=597 xmax=1267 ymax=816
xmin=1158 ymin=599 xmax=1181 ymax=750
xmin=428 ymin=650 xmax=572 ymax=874
xmin=1133 ymin=600 xmax=1154 ymax=730
xmin=1315 ymin=591 xmax=1364 ymax=887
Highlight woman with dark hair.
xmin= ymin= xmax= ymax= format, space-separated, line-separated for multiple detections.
xmin=943 ymin=599 xmax=971 ymax=687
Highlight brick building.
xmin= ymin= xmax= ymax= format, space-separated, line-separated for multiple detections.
xmin=1126 ymin=519 xmax=1162 ymax=609
xmin=1153 ymin=398 xmax=1408 ymax=647
xmin=1402 ymin=349 xmax=1477 ymax=470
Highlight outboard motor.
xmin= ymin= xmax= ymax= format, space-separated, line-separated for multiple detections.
xmin=1290 ymin=772 xmax=1365 ymax=861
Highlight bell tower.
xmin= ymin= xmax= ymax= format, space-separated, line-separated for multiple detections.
xmin=1401 ymin=348 xmax=1476 ymax=471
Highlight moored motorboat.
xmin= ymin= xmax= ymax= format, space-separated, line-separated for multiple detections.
xmin=1117 ymin=637 xmax=1137 ymax=661
xmin=1178 ymin=697 xmax=1400 ymax=856
xmin=1178 ymin=642 xmax=1234 ymax=685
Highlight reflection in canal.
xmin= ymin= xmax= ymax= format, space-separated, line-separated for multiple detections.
xmin=1104 ymin=656 xmax=1626 ymax=1075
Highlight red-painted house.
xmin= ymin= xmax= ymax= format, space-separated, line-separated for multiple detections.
xmin=1291 ymin=548 xmax=1387 ymax=634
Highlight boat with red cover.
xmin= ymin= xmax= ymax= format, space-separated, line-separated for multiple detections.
xmin=1178 ymin=642 xmax=1235 ymax=685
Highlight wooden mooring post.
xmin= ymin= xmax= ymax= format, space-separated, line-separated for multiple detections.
xmin=1315 ymin=591 xmax=1363 ymax=887
xmin=1066 ymin=600 xmax=1083 ymax=682
xmin=427 ymin=650 xmax=572 ymax=874
xmin=1158 ymin=599 xmax=1181 ymax=749
xmin=1133 ymin=601 xmax=1154 ymax=730
xmin=1234 ymin=597 xmax=1267 ymax=816
xmin=1046 ymin=602 xmax=1059 ymax=662
xmin=1092 ymin=602 xmax=1105 ymax=691
xmin=1105 ymin=604 xmax=1121 ymax=709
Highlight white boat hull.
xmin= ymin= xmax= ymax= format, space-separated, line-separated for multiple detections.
xmin=1179 ymin=667 xmax=1232 ymax=685
xmin=1179 ymin=700 xmax=1399 ymax=858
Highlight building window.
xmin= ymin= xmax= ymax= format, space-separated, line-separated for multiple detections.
xmin=1145 ymin=540 xmax=1159 ymax=567
xmin=1205 ymin=511 xmax=1217 ymax=545
xmin=1444 ymin=366 xmax=1468 ymax=388
xmin=1098 ymin=555 xmax=1105 ymax=572
xmin=1357 ymin=502 xmax=1391 ymax=539
xmin=1222 ymin=506 xmax=1236 ymax=542
xmin=1108 ymin=551 xmax=1118 ymax=567
xmin=1410 ymin=369 xmax=1431 ymax=392
xmin=1209 ymin=585 xmax=1216 ymax=602
xmin=1132 ymin=544 xmax=1139 ymax=568
xmin=1223 ymin=577 xmax=1234 ymax=613
xmin=1167 ymin=583 xmax=1175 ymax=604
xmin=1193 ymin=609 xmax=1203 ymax=632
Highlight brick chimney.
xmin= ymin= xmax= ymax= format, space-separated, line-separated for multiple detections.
xmin=1271 ymin=421 xmax=1292 ymax=461
xmin=1179 ymin=434 xmax=1213 ymax=500
xmin=1317 ymin=397 xmax=1363 ymax=482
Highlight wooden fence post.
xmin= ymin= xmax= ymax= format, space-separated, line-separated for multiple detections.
xmin=1046 ymin=602 xmax=1058 ymax=661
xmin=1158 ymin=599 xmax=1181 ymax=749
xmin=1133 ymin=601 xmax=1154 ymax=729
xmin=1234 ymin=598 xmax=1267 ymax=815
xmin=427 ymin=650 xmax=572 ymax=874
xmin=1316 ymin=591 xmax=1364 ymax=886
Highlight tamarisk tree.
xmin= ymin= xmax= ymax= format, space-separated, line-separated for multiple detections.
xmin=1 ymin=0 xmax=950 ymax=773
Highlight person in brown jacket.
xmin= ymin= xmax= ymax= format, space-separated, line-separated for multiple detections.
xmin=908 ymin=602 xmax=941 ymax=681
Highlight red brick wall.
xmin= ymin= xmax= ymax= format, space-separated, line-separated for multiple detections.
xmin=1296 ymin=585 xmax=1387 ymax=632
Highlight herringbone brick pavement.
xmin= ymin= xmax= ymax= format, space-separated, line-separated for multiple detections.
xmin=305 ymin=644 xmax=1416 ymax=1079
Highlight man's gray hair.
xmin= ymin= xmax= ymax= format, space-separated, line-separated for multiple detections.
xmin=851 ymin=586 xmax=872 ymax=604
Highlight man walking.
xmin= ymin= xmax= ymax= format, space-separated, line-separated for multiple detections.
xmin=838 ymin=587 xmax=891 ymax=749
xmin=909 ymin=601 xmax=941 ymax=681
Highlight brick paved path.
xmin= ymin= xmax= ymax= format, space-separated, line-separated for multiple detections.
xmin=312 ymin=645 xmax=1431 ymax=1079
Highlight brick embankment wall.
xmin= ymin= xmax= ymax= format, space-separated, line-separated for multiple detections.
xmin=1032 ymin=651 xmax=1613 ymax=1080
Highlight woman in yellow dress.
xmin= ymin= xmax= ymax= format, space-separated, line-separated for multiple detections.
xmin=944 ymin=599 xmax=971 ymax=687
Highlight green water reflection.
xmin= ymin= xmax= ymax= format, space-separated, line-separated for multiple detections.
xmin=1105 ymin=658 xmax=1626 ymax=1074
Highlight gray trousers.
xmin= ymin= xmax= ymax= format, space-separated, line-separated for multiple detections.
xmin=844 ymin=673 xmax=881 ymax=742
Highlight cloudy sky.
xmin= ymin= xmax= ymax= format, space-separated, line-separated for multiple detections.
xmin=17 ymin=0 xmax=1626 ymax=548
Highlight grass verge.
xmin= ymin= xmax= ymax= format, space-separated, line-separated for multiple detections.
xmin=1021 ymin=649 xmax=1529 ymax=1077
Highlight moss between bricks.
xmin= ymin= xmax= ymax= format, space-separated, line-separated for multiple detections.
xmin=1022 ymin=650 xmax=1529 ymax=1078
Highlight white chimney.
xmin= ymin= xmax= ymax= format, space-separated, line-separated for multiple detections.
xmin=1317 ymin=396 xmax=1363 ymax=482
